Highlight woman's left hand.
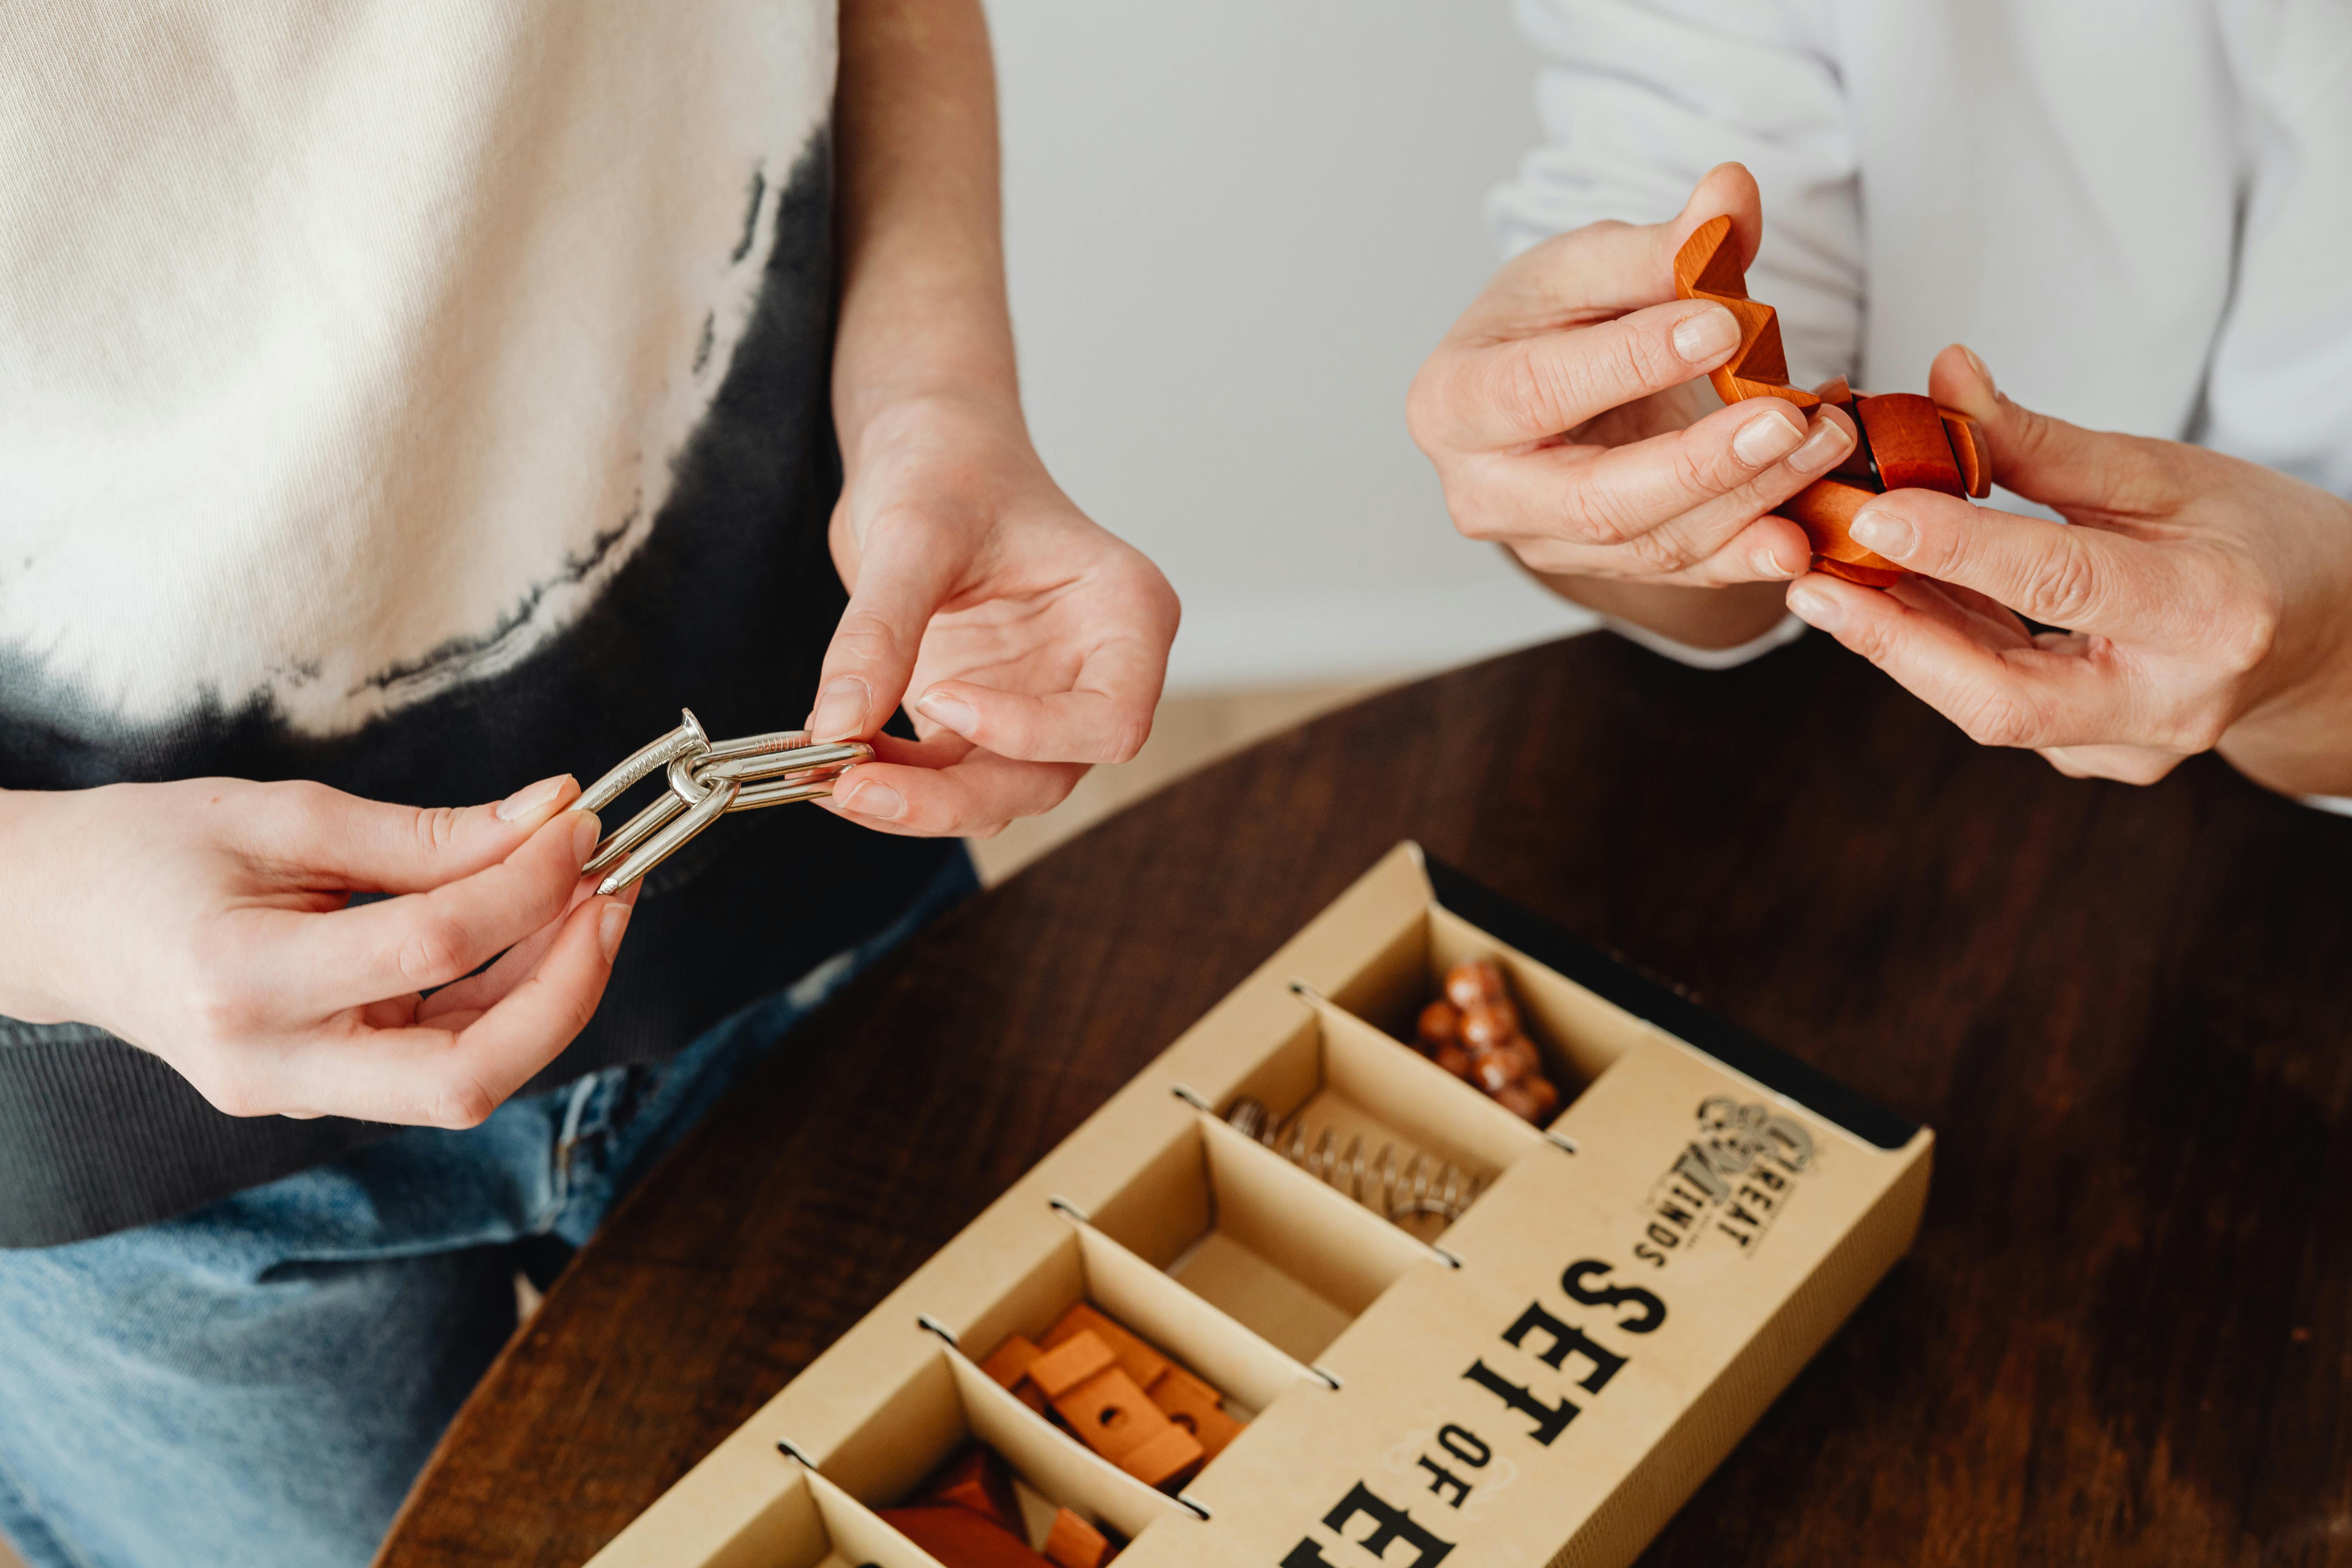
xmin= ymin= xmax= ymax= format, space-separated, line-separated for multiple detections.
xmin=1782 ymin=346 xmax=2352 ymax=796
xmin=803 ymin=391 xmax=1180 ymax=838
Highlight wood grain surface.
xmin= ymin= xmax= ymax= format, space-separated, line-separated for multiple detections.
xmin=377 ymin=631 xmax=2352 ymax=1567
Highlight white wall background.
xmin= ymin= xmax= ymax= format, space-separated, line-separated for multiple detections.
xmin=985 ymin=0 xmax=1598 ymax=692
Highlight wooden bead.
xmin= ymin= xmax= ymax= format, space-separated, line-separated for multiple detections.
xmin=1855 ymin=393 xmax=1965 ymax=496
xmin=882 ymin=1505 xmax=1052 ymax=1568
xmin=1415 ymin=998 xmax=1462 ymax=1053
xmin=1442 ymin=959 xmax=1508 ymax=1010
xmin=1042 ymin=1508 xmax=1118 ymax=1568
xmin=1457 ymin=1000 xmax=1519 ymax=1049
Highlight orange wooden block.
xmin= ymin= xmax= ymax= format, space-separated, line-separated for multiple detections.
xmin=982 ymin=1333 xmax=1051 ymax=1416
xmin=1026 ymin=1331 xmax=1117 ymax=1399
xmin=1146 ymin=1364 xmax=1244 ymax=1460
xmin=1671 ymin=214 xmax=1821 ymax=412
xmin=882 ymin=1506 xmax=1051 ymax=1568
xmin=1115 ymin=1423 xmax=1206 ymax=1490
xmin=1042 ymin=1507 xmax=1118 ymax=1568
xmin=1033 ymin=1332 xmax=1204 ymax=1484
xmin=1855 ymin=393 xmax=1965 ymax=496
xmin=1043 ymin=1304 xmax=1167 ymax=1391
xmin=918 ymin=1446 xmax=1026 ymax=1537
xmin=1940 ymin=409 xmax=1993 ymax=497
xmin=1777 ymin=479 xmax=1905 ymax=585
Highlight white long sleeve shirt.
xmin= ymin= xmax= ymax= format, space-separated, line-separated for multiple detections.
xmin=1488 ymin=0 xmax=2352 ymax=811
xmin=1490 ymin=0 xmax=2352 ymax=500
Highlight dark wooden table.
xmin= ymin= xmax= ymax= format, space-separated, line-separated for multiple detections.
xmin=378 ymin=630 xmax=2352 ymax=1567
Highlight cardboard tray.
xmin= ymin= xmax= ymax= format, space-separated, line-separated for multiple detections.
xmin=587 ymin=842 xmax=1932 ymax=1568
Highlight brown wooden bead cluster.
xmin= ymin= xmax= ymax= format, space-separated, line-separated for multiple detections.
xmin=1673 ymin=214 xmax=1993 ymax=587
xmin=1415 ymin=959 xmax=1561 ymax=1124
xmin=883 ymin=1444 xmax=1118 ymax=1567
xmin=982 ymin=1302 xmax=1242 ymax=1497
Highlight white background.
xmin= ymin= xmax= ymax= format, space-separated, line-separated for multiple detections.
xmin=984 ymin=0 xmax=1598 ymax=690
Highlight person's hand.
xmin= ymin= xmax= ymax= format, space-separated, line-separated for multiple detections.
xmin=1408 ymin=163 xmax=1857 ymax=642
xmin=803 ymin=390 xmax=1180 ymax=837
xmin=0 ymin=774 xmax=636 ymax=1126
xmin=1783 ymin=345 xmax=2352 ymax=795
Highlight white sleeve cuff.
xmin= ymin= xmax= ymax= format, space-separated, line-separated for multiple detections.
xmin=2300 ymin=792 xmax=2352 ymax=817
xmin=1600 ymin=612 xmax=1809 ymax=671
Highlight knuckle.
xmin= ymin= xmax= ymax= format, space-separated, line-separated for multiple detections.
xmin=1101 ymin=717 xmax=1150 ymax=766
xmin=1616 ymin=523 xmax=1689 ymax=577
xmin=397 ymin=911 xmax=471 ymax=988
xmin=189 ymin=1059 xmax=269 ymax=1119
xmin=2209 ymin=582 xmax=2280 ymax=675
xmin=1492 ymin=345 xmax=1572 ymax=439
xmin=411 ymin=805 xmax=464 ymax=854
xmin=829 ymin=606 xmax=906 ymax=668
xmin=429 ymin=1076 xmax=498 ymax=1131
xmin=2028 ymin=534 xmax=2103 ymax=627
xmin=1954 ymin=686 xmax=2044 ymax=749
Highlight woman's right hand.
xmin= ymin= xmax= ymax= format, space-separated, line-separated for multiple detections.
xmin=0 ymin=773 xmax=636 ymax=1128
xmin=1407 ymin=163 xmax=1856 ymax=647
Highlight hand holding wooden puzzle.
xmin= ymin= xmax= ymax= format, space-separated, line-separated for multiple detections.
xmin=1673 ymin=214 xmax=1994 ymax=586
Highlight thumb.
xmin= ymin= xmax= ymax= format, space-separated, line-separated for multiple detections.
xmin=1657 ymin=161 xmax=1765 ymax=289
xmin=807 ymin=511 xmax=967 ymax=743
xmin=1928 ymin=344 xmax=2170 ymax=517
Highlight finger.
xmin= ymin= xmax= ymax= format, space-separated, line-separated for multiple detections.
xmin=418 ymin=878 xmax=638 ymax=1026
xmin=1471 ymin=161 xmax=1763 ymax=330
xmin=236 ymin=775 xmax=583 ymax=893
xmin=807 ymin=508 xmax=967 ymax=742
xmin=277 ymin=893 xmax=630 ymax=1127
xmin=816 ymin=753 xmax=1085 ymax=838
xmin=1925 ymin=343 xmax=2183 ymax=518
xmin=1784 ymin=570 xmax=2129 ymax=751
xmin=1840 ymin=486 xmax=2185 ymax=639
xmin=1646 ymin=511 xmax=1816 ymax=587
xmin=1884 ymin=577 xmax=2035 ymax=650
xmin=260 ymin=808 xmax=600 ymax=1012
xmin=1463 ymin=405 xmax=1852 ymax=573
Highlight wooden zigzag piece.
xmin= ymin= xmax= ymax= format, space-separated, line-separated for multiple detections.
xmin=1672 ymin=214 xmax=1818 ymax=411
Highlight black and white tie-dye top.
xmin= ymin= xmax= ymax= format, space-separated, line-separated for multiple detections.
xmin=0 ymin=2 xmax=956 ymax=1244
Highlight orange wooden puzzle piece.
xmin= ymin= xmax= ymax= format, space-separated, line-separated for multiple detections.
xmin=1043 ymin=1507 xmax=1120 ymax=1568
xmin=883 ymin=1504 xmax=1053 ymax=1568
xmin=1669 ymin=214 xmax=1994 ymax=583
xmin=1029 ymin=1331 xmax=1205 ymax=1488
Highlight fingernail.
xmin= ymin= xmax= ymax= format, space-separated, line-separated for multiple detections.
xmin=1963 ymin=345 xmax=1995 ymax=395
xmin=1849 ymin=503 xmax=1916 ymax=560
xmin=1786 ymin=583 xmax=1846 ymax=632
xmin=1750 ymin=546 xmax=1795 ymax=580
xmin=913 ymin=688 xmax=977 ymax=736
xmin=807 ymin=677 xmax=870 ymax=742
xmin=1731 ymin=408 xmax=1804 ymax=467
xmin=496 ymin=774 xmax=566 ymax=822
xmin=1786 ymin=419 xmax=1851 ymax=474
xmin=841 ymin=777 xmax=906 ymax=821
xmin=569 ymin=811 xmax=601 ymax=865
xmin=1671 ymin=305 xmax=1740 ymax=365
xmin=597 ymin=902 xmax=632 ymax=962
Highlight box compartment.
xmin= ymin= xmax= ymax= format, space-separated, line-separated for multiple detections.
xmin=1208 ymin=992 xmax=1548 ymax=1241
xmin=1085 ymin=1113 xmax=1434 ymax=1366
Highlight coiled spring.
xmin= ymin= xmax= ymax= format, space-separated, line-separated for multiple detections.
xmin=1226 ymin=1097 xmax=1489 ymax=1235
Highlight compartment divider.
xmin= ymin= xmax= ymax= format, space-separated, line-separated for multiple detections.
xmin=801 ymin=1469 xmax=954 ymax=1568
xmin=1058 ymin=1207 xmax=1328 ymax=1415
xmin=1298 ymin=990 xmax=1545 ymax=1174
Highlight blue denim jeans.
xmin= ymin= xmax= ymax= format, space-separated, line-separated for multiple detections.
xmin=0 ymin=851 xmax=975 ymax=1568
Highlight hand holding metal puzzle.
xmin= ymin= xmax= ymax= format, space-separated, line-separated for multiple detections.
xmin=576 ymin=709 xmax=870 ymax=896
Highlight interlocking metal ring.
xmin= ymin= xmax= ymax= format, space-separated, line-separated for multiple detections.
xmin=578 ymin=708 xmax=871 ymax=895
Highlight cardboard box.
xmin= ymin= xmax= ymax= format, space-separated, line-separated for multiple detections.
xmin=589 ymin=843 xmax=1931 ymax=1568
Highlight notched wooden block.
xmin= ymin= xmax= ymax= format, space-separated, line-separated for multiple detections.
xmin=1044 ymin=1304 xmax=1168 ymax=1392
xmin=1036 ymin=1331 xmax=1205 ymax=1486
xmin=1856 ymin=393 xmax=1965 ymax=496
xmin=1147 ymin=1363 xmax=1244 ymax=1460
xmin=919 ymin=1445 xmax=1027 ymax=1537
xmin=982 ymin=1333 xmax=1051 ymax=1416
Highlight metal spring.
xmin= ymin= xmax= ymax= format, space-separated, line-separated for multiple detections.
xmin=1226 ymin=1097 xmax=1489 ymax=1230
